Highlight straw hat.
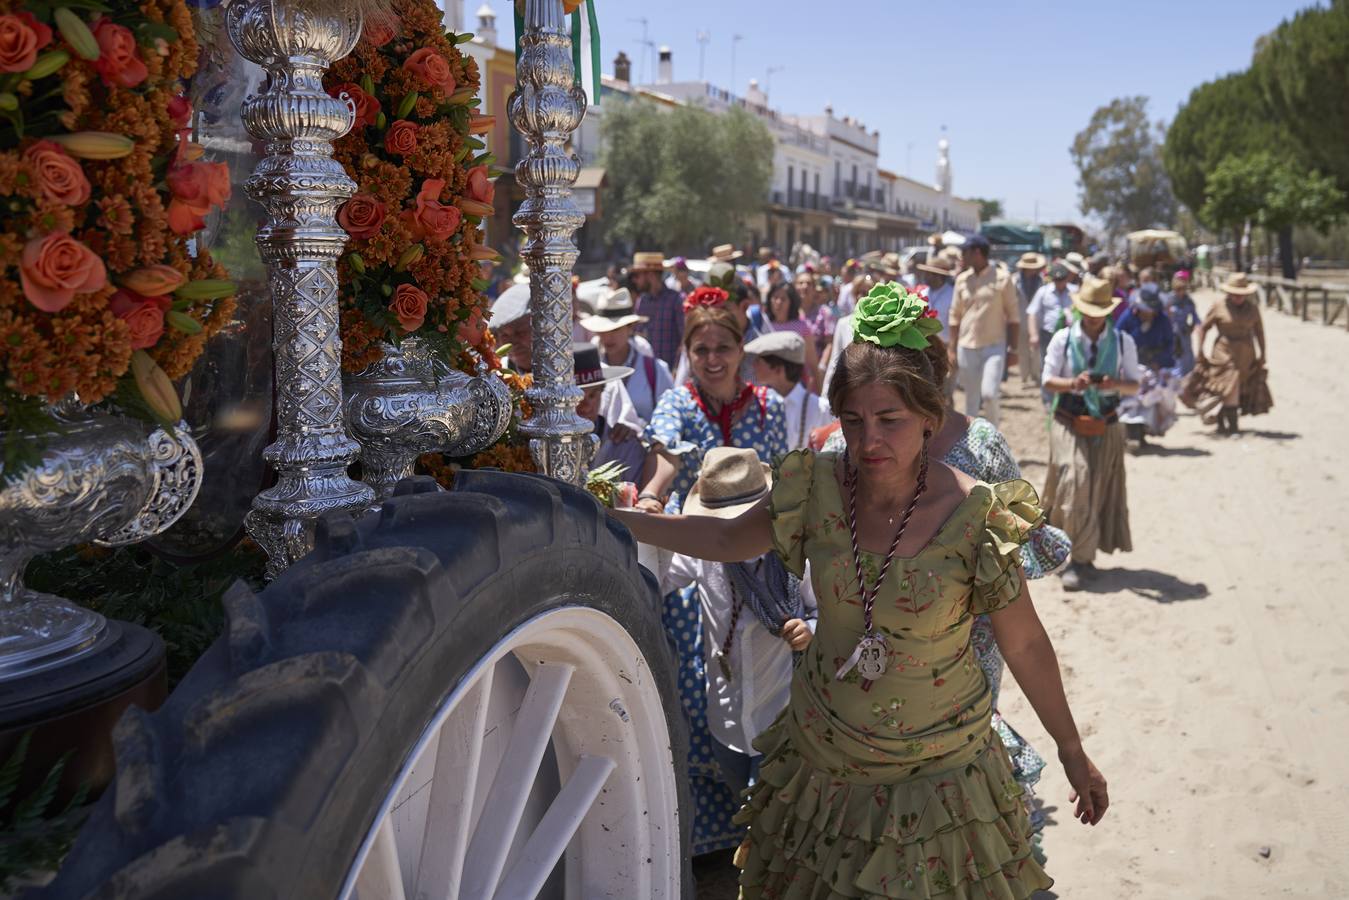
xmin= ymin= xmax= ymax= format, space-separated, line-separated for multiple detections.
xmin=681 ymin=447 xmax=772 ymax=519
xmin=710 ymin=243 xmax=743 ymax=262
xmin=572 ymin=343 xmax=632 ymax=389
xmin=1017 ymin=252 xmax=1047 ymax=271
xmin=578 ymin=287 xmax=647 ymax=333
xmin=1220 ymin=272 xmax=1258 ymax=296
xmin=1072 ymin=275 xmax=1122 ymax=318
xmin=917 ymin=254 xmax=957 ymax=278
xmin=631 ymin=251 xmax=665 ymax=272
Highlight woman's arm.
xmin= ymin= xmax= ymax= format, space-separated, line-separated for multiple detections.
xmin=610 ymin=496 xmax=774 ymax=563
xmin=637 ymin=450 xmax=680 ymax=511
xmin=991 ymin=584 xmax=1109 ymax=825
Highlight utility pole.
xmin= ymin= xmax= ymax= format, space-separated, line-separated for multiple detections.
xmin=696 ymin=29 xmax=710 ymax=82
xmin=730 ymin=33 xmax=744 ymax=95
xmin=765 ymin=65 xmax=784 ymax=102
xmin=906 ymin=141 xmax=913 ymax=177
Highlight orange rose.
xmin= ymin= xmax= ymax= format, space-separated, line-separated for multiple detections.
xmin=403 ymin=47 xmax=456 ymax=95
xmin=121 ymin=265 xmax=186 ymax=297
xmin=329 ymin=82 xmax=380 ymax=127
xmin=22 ymin=140 xmax=91 ymax=207
xmin=384 ymin=119 xmax=419 ymax=156
xmin=337 ymin=194 xmax=386 ymax=240
xmin=402 ymin=178 xmax=462 ymax=242
xmin=455 ymin=307 xmax=487 ymax=346
xmin=110 ymin=290 xmax=171 ymax=350
xmin=166 ymin=159 xmax=231 ymax=235
xmin=167 ymin=95 xmax=192 ymax=128
xmin=465 ymin=165 xmax=495 ymax=205
xmin=91 ymin=17 xmax=148 ymax=88
xmin=389 ymin=284 xmax=429 ymax=333
xmin=363 ymin=14 xmax=396 ymax=47
xmin=0 ymin=13 xmax=49 ymax=73
xmin=20 ymin=232 xmax=107 ymax=313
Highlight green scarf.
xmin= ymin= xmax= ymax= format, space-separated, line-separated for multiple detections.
xmin=1060 ymin=319 xmax=1119 ymax=419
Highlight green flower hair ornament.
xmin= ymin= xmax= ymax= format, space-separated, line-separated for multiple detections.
xmin=852 ymin=282 xmax=944 ymax=350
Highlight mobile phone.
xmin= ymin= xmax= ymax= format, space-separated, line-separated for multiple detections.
xmin=1088 ymin=372 xmax=1105 ymax=384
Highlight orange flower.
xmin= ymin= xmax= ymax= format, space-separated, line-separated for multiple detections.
xmin=91 ymin=17 xmax=148 ymax=88
xmin=110 ymin=289 xmax=170 ymax=350
xmin=22 ymin=140 xmax=91 ymax=207
xmin=403 ymin=47 xmax=456 ymax=95
xmin=338 ymin=194 xmax=386 ymax=239
xmin=465 ymin=165 xmax=494 ymax=205
xmin=0 ymin=12 xmax=49 ymax=73
xmin=455 ymin=306 xmax=487 ymax=346
xmin=389 ymin=283 xmax=429 ymax=332
xmin=403 ymin=178 xmax=462 ymax=242
xmin=385 ymin=119 xmax=419 ymax=156
xmin=363 ymin=14 xmax=397 ymax=47
xmin=121 ymin=265 xmax=186 ymax=296
xmin=166 ymin=159 xmax=230 ymax=234
xmin=330 ymin=82 xmax=380 ymax=127
xmin=20 ymin=232 xmax=107 ymax=313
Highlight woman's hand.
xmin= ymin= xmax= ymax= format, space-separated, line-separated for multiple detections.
xmin=634 ymin=496 xmax=664 ymax=514
xmin=1059 ymin=744 xmax=1108 ymax=826
xmin=780 ymin=618 xmax=813 ymax=651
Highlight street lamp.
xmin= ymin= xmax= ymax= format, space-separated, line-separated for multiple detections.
xmin=730 ymin=33 xmax=743 ymax=95
xmin=765 ymin=65 xmax=784 ymax=102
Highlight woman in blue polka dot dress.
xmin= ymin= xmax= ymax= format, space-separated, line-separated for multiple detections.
xmin=635 ymin=289 xmax=789 ymax=854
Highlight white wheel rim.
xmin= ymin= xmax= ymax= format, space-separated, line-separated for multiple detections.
xmin=337 ymin=606 xmax=682 ymax=900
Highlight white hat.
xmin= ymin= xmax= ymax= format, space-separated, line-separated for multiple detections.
xmin=744 ymin=330 xmax=806 ymax=365
xmin=489 ymin=282 xmax=531 ymax=330
xmin=578 ymin=287 xmax=648 ymax=333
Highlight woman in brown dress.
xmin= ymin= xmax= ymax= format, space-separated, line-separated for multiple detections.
xmin=1181 ymin=272 xmax=1272 ymax=434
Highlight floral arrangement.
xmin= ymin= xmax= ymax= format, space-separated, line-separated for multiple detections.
xmin=0 ymin=0 xmax=235 ymax=451
xmin=852 ymin=281 xmax=941 ymax=350
xmin=326 ymin=0 xmax=498 ymax=374
xmin=683 ymin=285 xmax=727 ymax=312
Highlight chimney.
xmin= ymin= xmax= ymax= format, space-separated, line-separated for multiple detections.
xmin=613 ymin=50 xmax=631 ymax=84
xmin=746 ymin=78 xmax=767 ymax=108
xmin=657 ymin=46 xmax=672 ymax=84
xmin=475 ymin=3 xmax=497 ymax=46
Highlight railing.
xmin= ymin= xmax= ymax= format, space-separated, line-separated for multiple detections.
xmin=1213 ymin=268 xmax=1349 ymax=331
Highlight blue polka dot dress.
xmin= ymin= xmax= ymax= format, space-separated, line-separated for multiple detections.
xmin=645 ymin=383 xmax=788 ymax=855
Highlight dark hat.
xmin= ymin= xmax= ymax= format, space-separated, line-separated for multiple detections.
xmin=573 ymin=342 xmax=633 ymax=388
xmin=963 ymin=234 xmax=991 ymax=253
xmin=1049 ymin=263 xmax=1070 ymax=280
xmin=1134 ymin=285 xmax=1164 ymax=312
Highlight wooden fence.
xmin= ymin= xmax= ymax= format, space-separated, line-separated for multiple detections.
xmin=1211 ymin=268 xmax=1349 ymax=330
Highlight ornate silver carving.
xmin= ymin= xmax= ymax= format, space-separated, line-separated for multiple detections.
xmin=344 ymin=338 xmax=511 ymax=499
xmin=227 ymin=0 xmax=375 ymax=576
xmin=509 ymin=0 xmax=594 ymax=485
xmin=0 ymin=409 xmax=203 ymax=680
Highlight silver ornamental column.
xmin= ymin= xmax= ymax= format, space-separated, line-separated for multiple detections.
xmin=227 ymin=0 xmax=375 ymax=575
xmin=510 ymin=0 xmax=595 ymax=484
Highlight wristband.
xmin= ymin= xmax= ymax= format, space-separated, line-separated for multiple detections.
xmin=637 ymin=492 xmax=662 ymax=503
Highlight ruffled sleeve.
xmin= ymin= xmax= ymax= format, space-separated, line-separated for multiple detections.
xmin=768 ymin=449 xmax=815 ymax=578
xmin=969 ymin=479 xmax=1045 ymax=615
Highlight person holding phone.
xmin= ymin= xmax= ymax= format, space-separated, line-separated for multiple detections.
xmin=1040 ymin=271 xmax=1141 ymax=591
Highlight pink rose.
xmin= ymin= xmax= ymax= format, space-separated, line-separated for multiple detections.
xmin=20 ymin=232 xmax=107 ymax=313
xmin=402 ymin=178 xmax=461 ymax=242
xmin=0 ymin=13 xmax=49 ymax=73
xmin=166 ymin=159 xmax=231 ymax=235
xmin=402 ymin=47 xmax=456 ymax=95
xmin=389 ymin=283 xmax=429 ymax=333
xmin=110 ymin=290 xmax=171 ymax=350
xmin=22 ymin=140 xmax=90 ymax=207
xmin=329 ymin=82 xmax=380 ymax=127
xmin=465 ymin=165 xmax=495 ymax=205
xmin=91 ymin=17 xmax=147 ymax=88
xmin=384 ymin=119 xmax=419 ymax=156
xmin=337 ymin=194 xmax=386 ymax=240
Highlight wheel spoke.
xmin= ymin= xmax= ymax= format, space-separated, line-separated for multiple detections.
xmin=491 ymin=754 xmax=616 ymax=900
xmin=413 ymin=664 xmax=495 ymax=900
xmin=355 ymin=817 xmax=406 ymax=900
xmin=459 ymin=661 xmax=575 ymax=900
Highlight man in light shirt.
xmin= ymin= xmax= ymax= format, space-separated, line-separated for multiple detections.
xmin=1027 ymin=263 xmax=1077 ymax=378
xmin=948 ymin=234 xmax=1020 ymax=426
xmin=744 ymin=331 xmax=832 ymax=451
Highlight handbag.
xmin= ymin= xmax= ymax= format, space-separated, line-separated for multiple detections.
xmin=1070 ymin=414 xmax=1107 ymax=438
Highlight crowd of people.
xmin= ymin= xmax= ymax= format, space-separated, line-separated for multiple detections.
xmin=481 ymin=233 xmax=1271 ymax=896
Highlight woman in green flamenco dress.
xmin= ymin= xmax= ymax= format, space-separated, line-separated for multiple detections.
xmin=614 ymin=283 xmax=1108 ymax=899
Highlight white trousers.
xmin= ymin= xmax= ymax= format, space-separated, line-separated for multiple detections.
xmin=956 ymin=344 xmax=1006 ymax=426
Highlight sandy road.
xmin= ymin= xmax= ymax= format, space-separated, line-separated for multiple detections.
xmin=999 ymin=288 xmax=1349 ymax=899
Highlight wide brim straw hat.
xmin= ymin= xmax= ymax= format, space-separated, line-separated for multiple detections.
xmin=710 ymin=243 xmax=744 ymax=262
xmin=579 ymin=287 xmax=648 ymax=333
xmin=1072 ymin=275 xmax=1122 ymax=318
xmin=917 ymin=254 xmax=957 ymax=277
xmin=1017 ymin=252 xmax=1047 ymax=270
xmin=681 ymin=447 xmax=773 ymax=519
xmin=631 ymin=251 xmax=665 ymax=271
xmin=1220 ymin=272 xmax=1258 ymax=296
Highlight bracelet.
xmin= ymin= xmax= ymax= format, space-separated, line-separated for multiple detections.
xmin=637 ymin=492 xmax=662 ymax=502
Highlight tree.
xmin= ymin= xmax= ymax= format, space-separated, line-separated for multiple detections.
xmin=600 ymin=102 xmax=773 ymax=254
xmin=1253 ymin=0 xmax=1349 ymax=195
xmin=970 ymin=197 xmax=1003 ymax=221
xmin=1070 ymin=97 xmax=1176 ymax=238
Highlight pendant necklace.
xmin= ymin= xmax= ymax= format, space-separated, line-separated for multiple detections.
xmin=836 ymin=443 xmax=929 ymax=683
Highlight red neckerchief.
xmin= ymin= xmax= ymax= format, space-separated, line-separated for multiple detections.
xmin=687 ymin=381 xmax=764 ymax=446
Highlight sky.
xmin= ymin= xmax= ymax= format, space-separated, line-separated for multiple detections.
xmin=458 ymin=0 xmax=1316 ymax=226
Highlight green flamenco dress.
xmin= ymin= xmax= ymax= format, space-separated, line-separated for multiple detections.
xmin=734 ymin=449 xmax=1054 ymax=899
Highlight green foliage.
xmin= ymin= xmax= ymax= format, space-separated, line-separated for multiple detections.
xmin=25 ymin=544 xmax=267 ymax=686
xmin=1070 ymin=97 xmax=1176 ymax=236
xmin=1253 ymin=0 xmax=1349 ymax=194
xmin=600 ymin=101 xmax=773 ymax=254
xmin=1203 ymin=152 xmax=1346 ymax=235
xmin=0 ymin=734 xmax=90 ymax=891
xmin=970 ymin=198 xmax=1004 ymax=221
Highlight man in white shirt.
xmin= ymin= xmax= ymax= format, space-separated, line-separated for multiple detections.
xmin=1027 ymin=262 xmax=1077 ymax=395
xmin=744 ymin=331 xmax=833 ymax=451
xmin=579 ymin=287 xmax=673 ymax=427
xmin=573 ymin=343 xmax=647 ymax=481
